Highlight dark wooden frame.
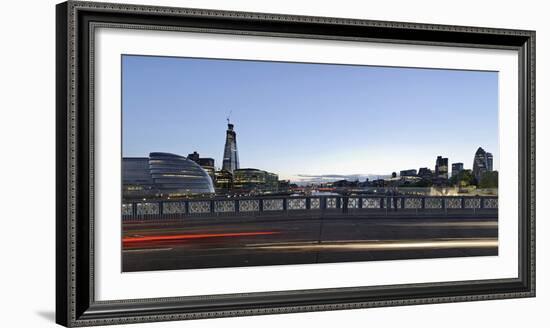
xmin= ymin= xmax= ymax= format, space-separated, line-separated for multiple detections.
xmin=56 ymin=1 xmax=535 ymax=326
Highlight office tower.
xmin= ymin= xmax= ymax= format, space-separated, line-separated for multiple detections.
xmin=187 ymin=151 xmax=200 ymax=163
xmin=418 ymin=167 xmax=433 ymax=181
xmin=451 ymin=163 xmax=464 ymax=177
xmin=233 ymin=168 xmax=279 ymax=192
xmin=222 ymin=122 xmax=239 ymax=173
xmin=435 ymin=156 xmax=449 ymax=179
xmin=473 ymin=147 xmax=494 ymax=181
xmin=187 ymin=151 xmax=216 ymax=183
xmin=486 ymin=152 xmax=494 ymax=171
xmin=215 ymin=170 xmax=233 ymax=192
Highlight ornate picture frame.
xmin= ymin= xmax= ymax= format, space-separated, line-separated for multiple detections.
xmin=56 ymin=1 xmax=535 ymax=326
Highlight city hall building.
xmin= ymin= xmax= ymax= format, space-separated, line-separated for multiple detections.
xmin=122 ymin=152 xmax=215 ymax=200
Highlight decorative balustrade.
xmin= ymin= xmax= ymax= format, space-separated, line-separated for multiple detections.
xmin=122 ymin=195 xmax=498 ymax=220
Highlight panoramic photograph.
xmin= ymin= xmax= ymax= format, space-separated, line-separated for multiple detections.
xmin=121 ymin=55 xmax=499 ymax=272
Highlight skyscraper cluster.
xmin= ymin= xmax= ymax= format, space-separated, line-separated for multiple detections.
xmin=121 ymin=117 xmax=498 ymax=200
xmin=391 ymin=146 xmax=496 ymax=188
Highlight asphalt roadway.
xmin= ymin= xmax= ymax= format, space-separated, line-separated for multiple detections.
xmin=122 ymin=213 xmax=498 ymax=272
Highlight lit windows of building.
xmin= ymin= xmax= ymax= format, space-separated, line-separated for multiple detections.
xmin=435 ymin=156 xmax=449 ymax=179
xmin=215 ymin=170 xmax=233 ymax=193
xmin=122 ymin=157 xmax=156 ymax=199
xmin=122 ymin=152 xmax=215 ymax=200
xmin=265 ymin=172 xmax=279 ymax=191
xmin=233 ymin=168 xmax=279 ymax=193
xmin=148 ymin=152 xmax=215 ymax=197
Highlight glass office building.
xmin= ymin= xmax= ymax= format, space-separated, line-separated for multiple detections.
xmin=222 ymin=123 xmax=239 ymax=173
xmin=435 ymin=156 xmax=449 ymax=179
xmin=472 ymin=147 xmax=494 ymax=181
xmin=122 ymin=157 xmax=156 ymax=199
xmin=451 ymin=163 xmax=464 ymax=177
xmin=233 ymin=168 xmax=279 ymax=193
xmin=122 ymin=152 xmax=215 ymax=199
xmin=215 ymin=170 xmax=233 ymax=193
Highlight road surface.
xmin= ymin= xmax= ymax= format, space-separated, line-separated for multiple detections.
xmin=122 ymin=214 xmax=498 ymax=272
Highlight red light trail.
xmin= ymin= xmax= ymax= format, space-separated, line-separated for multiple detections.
xmin=123 ymin=231 xmax=279 ymax=244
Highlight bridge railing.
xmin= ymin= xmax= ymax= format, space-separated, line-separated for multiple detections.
xmin=121 ymin=195 xmax=498 ymax=221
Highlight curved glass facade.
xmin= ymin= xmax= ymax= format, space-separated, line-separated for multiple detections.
xmin=149 ymin=152 xmax=215 ymax=196
xmin=473 ymin=147 xmax=489 ymax=181
xmin=122 ymin=157 xmax=157 ymax=198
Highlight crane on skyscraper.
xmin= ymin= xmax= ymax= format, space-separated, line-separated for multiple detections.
xmin=226 ymin=110 xmax=232 ymax=125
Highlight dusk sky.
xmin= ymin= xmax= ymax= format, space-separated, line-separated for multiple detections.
xmin=122 ymin=55 xmax=499 ymax=182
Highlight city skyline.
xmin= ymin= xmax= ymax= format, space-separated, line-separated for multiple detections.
xmin=122 ymin=55 xmax=499 ymax=182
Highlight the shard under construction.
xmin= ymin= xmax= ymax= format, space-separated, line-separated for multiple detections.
xmin=222 ymin=122 xmax=239 ymax=173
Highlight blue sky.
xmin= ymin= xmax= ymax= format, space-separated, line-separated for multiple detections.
xmin=122 ymin=55 xmax=499 ymax=182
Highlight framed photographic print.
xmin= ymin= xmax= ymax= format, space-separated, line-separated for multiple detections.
xmin=56 ymin=1 xmax=535 ymax=326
